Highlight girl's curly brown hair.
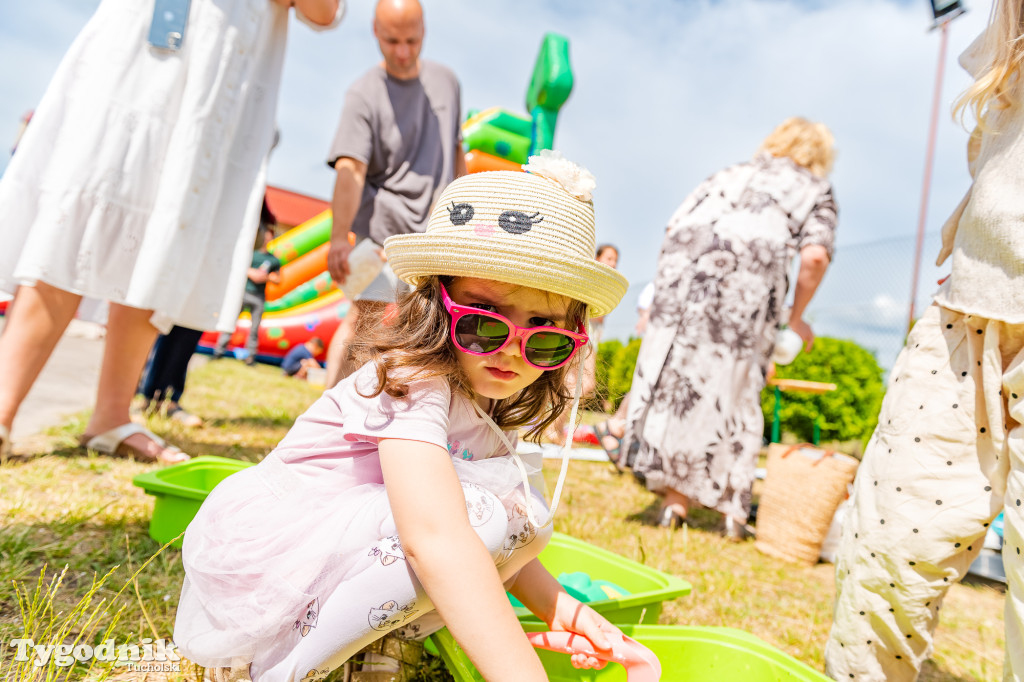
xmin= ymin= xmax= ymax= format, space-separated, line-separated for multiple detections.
xmin=350 ymin=275 xmax=589 ymax=442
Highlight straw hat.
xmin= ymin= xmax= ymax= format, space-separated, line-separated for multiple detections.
xmin=384 ymin=152 xmax=629 ymax=317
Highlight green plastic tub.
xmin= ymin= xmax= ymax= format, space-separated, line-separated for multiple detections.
xmin=132 ymin=455 xmax=253 ymax=548
xmin=520 ymin=533 xmax=691 ymax=624
xmin=433 ymin=624 xmax=830 ymax=682
xmin=428 ymin=533 xmax=692 ymax=676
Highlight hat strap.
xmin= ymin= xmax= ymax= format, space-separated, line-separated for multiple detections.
xmin=547 ymin=359 xmax=584 ymax=524
xmin=470 ymin=359 xmax=583 ymax=530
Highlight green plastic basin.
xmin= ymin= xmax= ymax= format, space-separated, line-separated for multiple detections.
xmin=523 ymin=533 xmax=691 ymax=624
xmin=428 ymin=534 xmax=693 ymax=678
xmin=433 ymin=624 xmax=830 ymax=682
xmin=132 ymin=455 xmax=253 ymax=548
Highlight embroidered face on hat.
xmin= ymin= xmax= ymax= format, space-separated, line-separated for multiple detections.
xmin=384 ymin=151 xmax=628 ymax=317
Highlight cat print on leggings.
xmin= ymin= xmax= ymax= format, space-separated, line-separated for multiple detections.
xmin=294 ymin=597 xmax=320 ymax=637
xmin=298 ymin=668 xmax=329 ymax=682
xmin=502 ymin=502 xmax=537 ymax=552
xmin=368 ymin=599 xmax=417 ymax=631
xmin=464 ymin=483 xmax=495 ymax=526
xmin=369 ymin=535 xmax=406 ymax=566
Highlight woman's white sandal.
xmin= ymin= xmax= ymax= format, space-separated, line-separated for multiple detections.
xmin=79 ymin=423 xmax=189 ymax=464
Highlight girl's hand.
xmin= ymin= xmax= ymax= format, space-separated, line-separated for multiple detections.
xmin=271 ymin=0 xmax=294 ymax=8
xmin=547 ymin=591 xmax=623 ymax=670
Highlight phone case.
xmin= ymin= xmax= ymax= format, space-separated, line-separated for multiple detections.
xmin=147 ymin=0 xmax=192 ymax=51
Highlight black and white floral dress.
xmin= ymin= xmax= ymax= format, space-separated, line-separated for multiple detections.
xmin=623 ymin=153 xmax=837 ymax=521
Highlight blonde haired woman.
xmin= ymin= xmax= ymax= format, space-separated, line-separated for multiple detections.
xmin=828 ymin=2 xmax=1024 ymax=679
xmin=621 ymin=117 xmax=837 ymax=538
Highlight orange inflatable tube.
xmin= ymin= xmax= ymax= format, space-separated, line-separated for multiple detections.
xmin=466 ymin=149 xmax=523 ymax=174
xmin=266 ymin=242 xmax=329 ymax=301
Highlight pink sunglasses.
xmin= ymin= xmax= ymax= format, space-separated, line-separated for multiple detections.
xmin=441 ymin=284 xmax=589 ymax=370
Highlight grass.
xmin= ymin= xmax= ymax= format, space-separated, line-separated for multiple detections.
xmin=0 ymin=358 xmax=1006 ymax=681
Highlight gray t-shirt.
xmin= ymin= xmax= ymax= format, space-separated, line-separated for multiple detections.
xmin=327 ymin=60 xmax=462 ymax=245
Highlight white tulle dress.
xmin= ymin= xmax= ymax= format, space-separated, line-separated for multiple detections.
xmin=174 ymin=364 xmax=548 ymax=672
xmin=0 ymin=0 xmax=343 ymax=332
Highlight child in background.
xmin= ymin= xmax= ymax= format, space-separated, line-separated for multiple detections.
xmin=281 ymin=337 xmax=325 ymax=380
xmin=174 ymin=152 xmax=629 ymax=682
xmin=214 ymin=208 xmax=282 ymax=366
xmin=827 ymin=2 xmax=1024 ymax=679
xmin=590 ymin=243 xmax=619 ymax=346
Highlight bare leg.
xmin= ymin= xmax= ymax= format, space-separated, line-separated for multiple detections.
xmin=591 ymin=393 xmax=629 ymax=454
xmin=325 ymin=301 xmax=386 ymax=388
xmin=0 ymin=281 xmax=82 ymax=432
xmin=610 ymin=393 xmax=630 ymax=430
xmin=325 ymin=302 xmax=360 ymax=389
xmin=663 ymin=488 xmax=691 ymax=519
xmin=83 ymin=303 xmax=179 ymax=460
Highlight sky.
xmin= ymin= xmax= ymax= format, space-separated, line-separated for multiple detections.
xmin=0 ymin=0 xmax=993 ymax=367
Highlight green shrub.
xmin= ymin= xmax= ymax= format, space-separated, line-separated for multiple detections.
xmin=595 ymin=338 xmax=642 ymax=411
xmin=762 ymin=336 xmax=885 ymax=445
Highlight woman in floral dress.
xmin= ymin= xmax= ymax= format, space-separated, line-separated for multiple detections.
xmin=622 ymin=118 xmax=838 ymax=538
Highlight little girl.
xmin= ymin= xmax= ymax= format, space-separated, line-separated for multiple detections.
xmin=174 ymin=152 xmax=629 ymax=682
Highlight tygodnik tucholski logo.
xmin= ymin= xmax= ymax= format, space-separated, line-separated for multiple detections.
xmin=9 ymin=637 xmax=181 ymax=672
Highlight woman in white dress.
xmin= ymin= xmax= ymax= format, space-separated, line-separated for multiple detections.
xmin=0 ymin=0 xmax=343 ymax=461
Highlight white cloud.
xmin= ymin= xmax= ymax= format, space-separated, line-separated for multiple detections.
xmin=0 ymin=0 xmax=993 ymax=362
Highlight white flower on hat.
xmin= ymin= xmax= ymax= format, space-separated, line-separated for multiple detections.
xmin=522 ymin=150 xmax=596 ymax=202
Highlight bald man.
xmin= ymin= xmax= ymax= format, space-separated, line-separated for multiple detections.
xmin=324 ymin=0 xmax=465 ymax=387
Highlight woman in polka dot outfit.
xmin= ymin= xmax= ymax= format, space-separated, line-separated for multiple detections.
xmin=827 ymin=2 xmax=1024 ymax=679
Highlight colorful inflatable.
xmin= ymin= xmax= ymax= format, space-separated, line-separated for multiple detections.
xmin=462 ymin=33 xmax=574 ymax=174
xmin=197 ymin=210 xmax=345 ymax=365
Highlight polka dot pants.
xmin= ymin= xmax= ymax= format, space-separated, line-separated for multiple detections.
xmin=826 ymin=304 xmax=1024 ymax=681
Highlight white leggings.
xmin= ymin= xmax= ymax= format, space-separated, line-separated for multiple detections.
xmin=250 ymin=482 xmax=551 ymax=682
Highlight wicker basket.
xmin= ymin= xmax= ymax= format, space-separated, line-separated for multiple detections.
xmin=754 ymin=443 xmax=859 ymax=566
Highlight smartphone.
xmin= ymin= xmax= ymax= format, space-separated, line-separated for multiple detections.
xmin=147 ymin=0 xmax=192 ymax=51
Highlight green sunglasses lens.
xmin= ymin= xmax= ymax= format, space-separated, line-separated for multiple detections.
xmin=454 ymin=314 xmax=509 ymax=353
xmin=524 ymin=331 xmax=576 ymax=367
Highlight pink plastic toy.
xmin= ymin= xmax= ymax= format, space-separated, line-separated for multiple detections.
xmin=526 ymin=630 xmax=662 ymax=681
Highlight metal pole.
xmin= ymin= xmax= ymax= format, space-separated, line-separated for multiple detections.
xmin=907 ymin=20 xmax=950 ymax=335
xmin=772 ymin=385 xmax=781 ymax=444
